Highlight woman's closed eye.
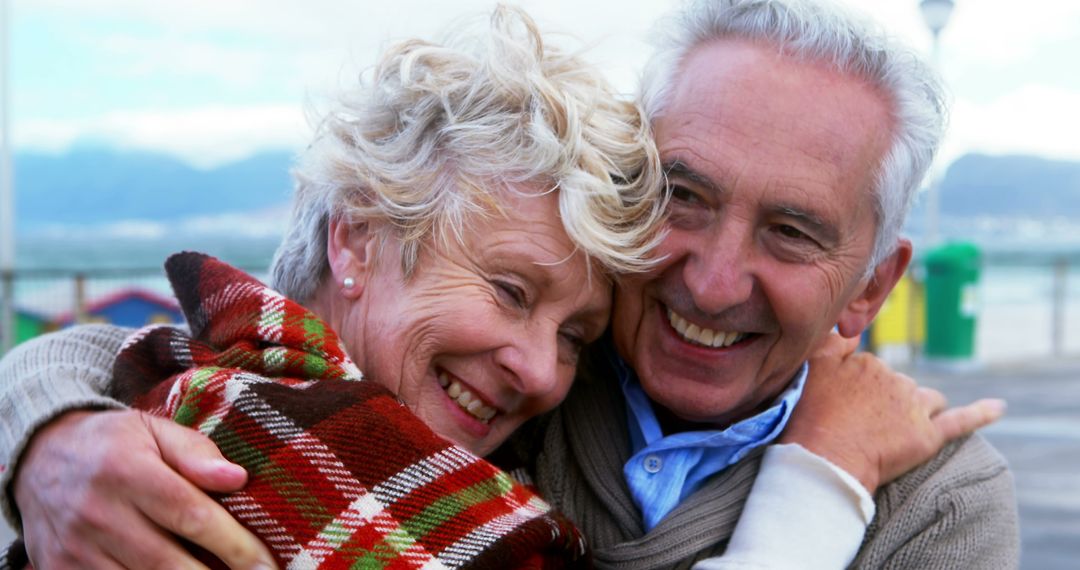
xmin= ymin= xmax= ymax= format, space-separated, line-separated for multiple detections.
xmin=494 ymin=279 xmax=529 ymax=308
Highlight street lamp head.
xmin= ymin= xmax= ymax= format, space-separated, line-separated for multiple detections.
xmin=920 ymin=0 xmax=956 ymax=36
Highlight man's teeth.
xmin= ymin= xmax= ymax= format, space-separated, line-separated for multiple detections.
xmin=438 ymin=372 xmax=497 ymax=423
xmin=667 ymin=308 xmax=746 ymax=348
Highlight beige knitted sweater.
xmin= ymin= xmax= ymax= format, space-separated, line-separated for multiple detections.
xmin=1 ymin=326 xmax=1021 ymax=569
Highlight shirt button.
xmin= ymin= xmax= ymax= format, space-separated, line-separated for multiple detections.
xmin=643 ymin=454 xmax=663 ymax=474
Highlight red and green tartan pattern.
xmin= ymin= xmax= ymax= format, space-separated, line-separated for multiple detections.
xmin=106 ymin=252 xmax=589 ymax=570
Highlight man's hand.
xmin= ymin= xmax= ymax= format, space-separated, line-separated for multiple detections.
xmin=781 ymin=334 xmax=1005 ymax=493
xmin=13 ymin=409 xmax=278 ymax=569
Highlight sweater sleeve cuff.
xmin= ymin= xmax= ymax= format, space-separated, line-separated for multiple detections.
xmin=692 ymin=443 xmax=875 ymax=569
xmin=1 ymin=395 xmax=125 ymax=535
xmin=0 ymin=326 xmax=133 ymax=535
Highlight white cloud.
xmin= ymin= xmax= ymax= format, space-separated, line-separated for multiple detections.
xmin=16 ymin=105 xmax=309 ymax=168
xmin=14 ymin=0 xmax=1080 ymax=166
xmin=25 ymin=0 xmax=675 ymax=94
xmin=945 ymin=85 xmax=1080 ymax=163
xmin=945 ymin=0 xmax=1080 ymax=65
xmin=22 ymin=0 xmax=675 ymax=50
xmin=95 ymin=34 xmax=296 ymax=89
xmin=13 ymin=0 xmax=677 ymax=167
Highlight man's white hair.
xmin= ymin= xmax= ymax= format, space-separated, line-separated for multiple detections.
xmin=271 ymin=5 xmax=666 ymax=302
xmin=641 ymin=0 xmax=947 ymax=272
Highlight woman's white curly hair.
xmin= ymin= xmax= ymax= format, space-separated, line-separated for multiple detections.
xmin=271 ymin=5 xmax=666 ymax=302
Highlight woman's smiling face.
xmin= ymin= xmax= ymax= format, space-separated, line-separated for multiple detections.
xmin=340 ymin=188 xmax=612 ymax=456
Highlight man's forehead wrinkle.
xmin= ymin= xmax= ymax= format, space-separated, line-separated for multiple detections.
xmin=659 ymin=122 xmax=750 ymax=191
xmin=809 ymin=115 xmax=875 ymax=172
xmin=767 ymin=178 xmax=836 ymax=212
xmin=715 ymin=54 xmax=888 ymax=175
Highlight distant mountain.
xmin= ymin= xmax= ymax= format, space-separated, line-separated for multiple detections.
xmin=15 ymin=148 xmax=296 ymax=230
xmin=13 ymin=148 xmax=1080 ymax=231
xmin=939 ymin=154 xmax=1080 ymax=219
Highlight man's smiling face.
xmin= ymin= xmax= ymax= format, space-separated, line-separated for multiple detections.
xmin=613 ymin=39 xmax=904 ymax=427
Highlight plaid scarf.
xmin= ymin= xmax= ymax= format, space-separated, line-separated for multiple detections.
xmin=4 ymin=252 xmax=587 ymax=570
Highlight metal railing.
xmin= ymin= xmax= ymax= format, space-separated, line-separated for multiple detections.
xmin=1 ymin=258 xmax=1077 ymax=362
xmin=870 ymin=251 xmax=1079 ymax=366
xmin=0 ymin=266 xmax=268 ymax=355
xmin=979 ymin=252 xmax=1079 ymax=362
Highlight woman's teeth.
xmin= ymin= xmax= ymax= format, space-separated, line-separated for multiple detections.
xmin=667 ymin=308 xmax=747 ymax=348
xmin=438 ymin=372 xmax=497 ymax=423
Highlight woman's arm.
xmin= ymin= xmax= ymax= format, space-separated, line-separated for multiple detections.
xmin=693 ymin=335 xmax=1004 ymax=569
xmin=695 ymin=444 xmax=874 ymax=569
xmin=1 ymin=325 xmax=275 ymax=569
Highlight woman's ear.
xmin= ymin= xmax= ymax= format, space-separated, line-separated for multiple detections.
xmin=326 ymin=217 xmax=377 ymax=300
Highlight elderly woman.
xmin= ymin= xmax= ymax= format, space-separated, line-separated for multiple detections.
xmin=3 ymin=7 xmax=663 ymax=569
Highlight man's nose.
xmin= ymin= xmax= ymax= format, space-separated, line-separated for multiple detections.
xmin=682 ymin=229 xmax=755 ymax=314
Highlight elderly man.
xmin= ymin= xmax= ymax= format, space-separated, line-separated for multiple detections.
xmin=525 ymin=0 xmax=1019 ymax=568
xmin=0 ymin=1 xmax=1016 ymax=569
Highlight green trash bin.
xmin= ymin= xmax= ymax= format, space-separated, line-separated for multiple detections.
xmin=923 ymin=241 xmax=980 ymax=360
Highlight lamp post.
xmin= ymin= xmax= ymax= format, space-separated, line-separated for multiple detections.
xmin=919 ymin=0 xmax=955 ymax=247
xmin=0 ymin=0 xmax=13 ymax=355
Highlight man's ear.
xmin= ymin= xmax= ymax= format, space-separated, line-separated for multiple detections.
xmin=326 ymin=217 xmax=377 ymax=300
xmin=836 ymin=239 xmax=913 ymax=338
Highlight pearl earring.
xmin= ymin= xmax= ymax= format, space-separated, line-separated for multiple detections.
xmin=343 ymin=277 xmax=356 ymax=289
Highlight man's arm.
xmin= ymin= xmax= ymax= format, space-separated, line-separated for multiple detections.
xmin=0 ymin=324 xmax=131 ymax=529
xmin=1 ymin=325 xmax=277 ymax=569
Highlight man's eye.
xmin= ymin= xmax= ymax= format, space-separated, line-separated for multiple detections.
xmin=666 ymin=184 xmax=712 ymax=230
xmin=776 ymin=225 xmax=808 ymax=241
xmin=495 ymin=281 xmax=528 ymax=307
xmin=669 ymin=184 xmax=702 ymax=205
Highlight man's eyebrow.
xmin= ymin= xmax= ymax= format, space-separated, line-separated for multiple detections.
xmin=775 ymin=205 xmax=838 ymax=242
xmin=663 ymin=160 xmax=724 ymax=195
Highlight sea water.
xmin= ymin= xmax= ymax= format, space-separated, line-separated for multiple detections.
xmin=5 ymin=233 xmax=1080 ymax=364
xmin=978 ymin=263 xmax=1080 ymax=362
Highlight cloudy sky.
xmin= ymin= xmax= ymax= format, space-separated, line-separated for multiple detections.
xmin=7 ymin=0 xmax=1080 ymax=168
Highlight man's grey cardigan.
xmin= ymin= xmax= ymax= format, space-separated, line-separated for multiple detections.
xmin=516 ymin=346 xmax=1020 ymax=569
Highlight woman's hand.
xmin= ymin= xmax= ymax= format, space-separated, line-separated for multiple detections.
xmin=13 ymin=409 xmax=278 ymax=569
xmin=782 ymin=334 xmax=1005 ymax=493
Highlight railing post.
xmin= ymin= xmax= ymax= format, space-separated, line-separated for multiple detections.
xmin=74 ymin=272 xmax=87 ymax=324
xmin=1052 ymin=257 xmax=1067 ymax=358
xmin=0 ymin=268 xmax=12 ymax=354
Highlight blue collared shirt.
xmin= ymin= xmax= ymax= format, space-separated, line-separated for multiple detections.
xmin=614 ymin=350 xmax=807 ymax=531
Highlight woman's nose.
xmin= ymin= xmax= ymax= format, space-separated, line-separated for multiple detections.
xmin=494 ymin=326 xmax=562 ymax=399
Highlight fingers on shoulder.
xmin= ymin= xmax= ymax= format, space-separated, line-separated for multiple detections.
xmin=917 ymin=386 xmax=948 ymax=414
xmin=933 ymin=399 xmax=1006 ymax=440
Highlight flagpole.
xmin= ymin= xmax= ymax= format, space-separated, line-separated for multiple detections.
xmin=0 ymin=0 xmax=15 ymax=354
